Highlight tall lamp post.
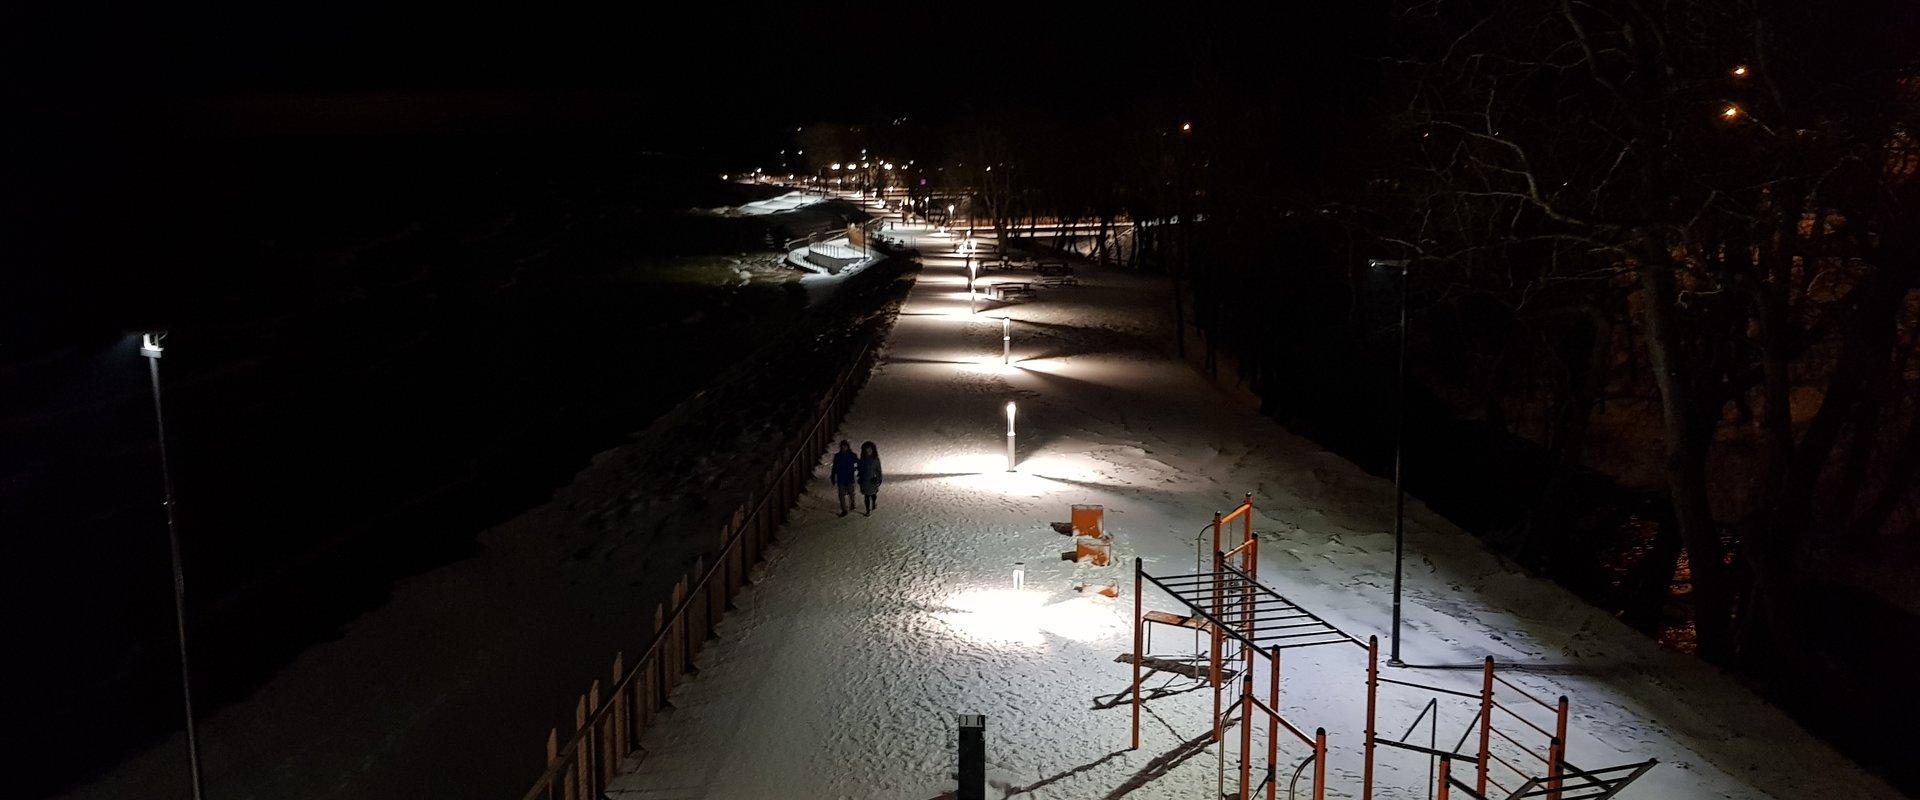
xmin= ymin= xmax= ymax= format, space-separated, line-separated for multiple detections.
xmin=1368 ymin=259 xmax=1411 ymax=667
xmin=141 ymin=332 xmax=206 ymax=800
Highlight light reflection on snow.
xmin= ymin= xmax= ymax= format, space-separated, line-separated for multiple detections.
xmin=934 ymin=588 xmax=1122 ymax=649
xmin=915 ymin=452 xmax=1113 ymax=496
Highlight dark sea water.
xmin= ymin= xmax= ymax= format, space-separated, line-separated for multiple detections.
xmin=0 ymin=134 xmax=868 ymax=796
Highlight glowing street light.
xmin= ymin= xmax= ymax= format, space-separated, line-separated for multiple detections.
xmin=138 ymin=331 xmax=207 ymax=800
xmin=1005 ymin=400 xmax=1018 ymax=471
xmin=1181 ymin=121 xmax=1193 ymax=132
xmin=1721 ymin=104 xmax=1742 ymax=120
xmin=1731 ymin=64 xmax=1749 ymax=78
xmin=1002 ymin=316 xmax=1012 ymax=365
xmin=969 ymin=258 xmax=978 ymax=314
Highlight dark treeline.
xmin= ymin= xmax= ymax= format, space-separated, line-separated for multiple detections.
xmin=803 ymin=0 xmax=1920 ymax=788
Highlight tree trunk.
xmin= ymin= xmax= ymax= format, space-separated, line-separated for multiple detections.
xmin=1636 ymin=263 xmax=1734 ymax=661
xmin=1518 ymin=306 xmax=1611 ymax=568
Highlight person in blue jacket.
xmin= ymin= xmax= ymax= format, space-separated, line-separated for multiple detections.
xmin=831 ymin=440 xmax=859 ymax=517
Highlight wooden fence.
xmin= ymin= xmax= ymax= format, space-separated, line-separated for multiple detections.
xmin=517 ymin=340 xmax=876 ymax=800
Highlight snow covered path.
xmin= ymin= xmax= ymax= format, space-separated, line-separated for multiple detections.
xmin=607 ymin=219 xmax=1899 ymax=800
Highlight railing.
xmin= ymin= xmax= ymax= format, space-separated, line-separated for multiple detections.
xmin=516 ymin=339 xmax=878 ymax=800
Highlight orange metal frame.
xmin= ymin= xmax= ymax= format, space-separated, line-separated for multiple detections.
xmin=1130 ymin=495 xmax=1334 ymax=800
xmin=1359 ymin=638 xmax=1623 ymax=800
xmin=1128 ymin=497 xmax=1656 ymax=800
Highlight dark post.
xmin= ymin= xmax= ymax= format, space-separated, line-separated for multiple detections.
xmin=142 ymin=332 xmax=205 ymax=800
xmin=957 ymin=714 xmax=986 ymax=800
xmin=1369 ymin=258 xmax=1412 ymax=666
xmin=1392 ymin=259 xmax=1407 ymax=665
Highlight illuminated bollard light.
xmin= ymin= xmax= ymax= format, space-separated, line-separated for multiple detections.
xmin=1005 ymin=400 xmax=1018 ymax=471
xmin=969 ymin=257 xmax=977 ymax=314
xmin=1002 ymin=316 xmax=1012 ymax=365
xmin=1012 ymin=562 xmax=1025 ymax=590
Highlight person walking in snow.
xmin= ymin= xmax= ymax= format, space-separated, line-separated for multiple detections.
xmin=831 ymin=440 xmax=859 ymax=517
xmin=856 ymin=441 xmax=883 ymax=516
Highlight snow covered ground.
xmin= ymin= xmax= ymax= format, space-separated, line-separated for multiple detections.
xmin=55 ymin=245 xmax=914 ymax=800
xmin=712 ymin=189 xmax=829 ymax=216
xmin=606 ymin=218 xmax=1903 ymax=800
xmin=787 ymin=237 xmax=882 ymax=278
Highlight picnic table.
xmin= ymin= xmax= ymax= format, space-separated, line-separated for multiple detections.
xmin=1035 ymin=261 xmax=1079 ymax=287
xmin=992 ymin=282 xmax=1036 ymax=300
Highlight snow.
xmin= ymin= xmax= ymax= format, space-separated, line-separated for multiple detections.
xmin=54 ymin=235 xmax=906 ymax=800
xmin=605 ymin=212 xmax=1902 ymax=800
xmin=712 ymin=190 xmax=829 ymax=216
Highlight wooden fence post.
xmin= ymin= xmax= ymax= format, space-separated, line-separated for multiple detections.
xmin=571 ymin=695 xmax=588 ymax=800
xmin=610 ymin=653 xmax=626 ymax=757
xmin=587 ymin=680 xmax=604 ymax=789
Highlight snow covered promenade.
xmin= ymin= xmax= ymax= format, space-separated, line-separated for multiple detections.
xmin=607 ymin=218 xmax=1899 ymax=799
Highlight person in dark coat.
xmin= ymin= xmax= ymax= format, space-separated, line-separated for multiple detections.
xmin=831 ymin=440 xmax=859 ymax=516
xmin=856 ymin=441 xmax=883 ymax=516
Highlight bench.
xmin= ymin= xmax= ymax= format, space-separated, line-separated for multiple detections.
xmin=1141 ymin=609 xmax=1216 ymax=653
xmin=993 ymin=282 xmax=1036 ymax=300
xmin=1143 ymin=610 xmax=1212 ymax=631
xmin=1035 ymin=262 xmax=1079 ymax=287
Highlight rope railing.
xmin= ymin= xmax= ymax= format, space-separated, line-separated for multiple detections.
xmin=515 ymin=340 xmax=878 ymax=800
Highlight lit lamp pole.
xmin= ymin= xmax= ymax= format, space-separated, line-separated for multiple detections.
xmin=947 ymin=203 xmax=956 ymax=232
xmin=140 ymin=331 xmax=207 ymax=800
xmin=1002 ymin=316 xmax=1012 ymax=365
xmin=968 ymin=255 xmax=977 ymax=314
xmin=1368 ymin=259 xmax=1412 ymax=666
xmin=1005 ymin=401 xmax=1018 ymax=471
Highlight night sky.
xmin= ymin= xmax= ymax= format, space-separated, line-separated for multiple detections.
xmin=6 ymin=1 xmax=1380 ymax=353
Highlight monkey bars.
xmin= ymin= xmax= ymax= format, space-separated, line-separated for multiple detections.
xmin=1123 ymin=494 xmax=1657 ymax=800
xmin=1362 ymin=638 xmax=1657 ymax=800
xmin=1129 ymin=496 xmax=1363 ymax=800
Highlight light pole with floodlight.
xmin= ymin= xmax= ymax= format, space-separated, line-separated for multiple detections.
xmin=141 ymin=332 xmax=207 ymax=800
xmin=1367 ymin=259 xmax=1411 ymax=666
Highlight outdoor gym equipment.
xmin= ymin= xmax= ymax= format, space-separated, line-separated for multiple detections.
xmin=1124 ymin=494 xmax=1658 ymax=800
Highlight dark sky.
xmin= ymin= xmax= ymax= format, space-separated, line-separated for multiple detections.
xmin=6 ymin=2 xmax=1345 ymax=151
xmin=2 ymin=2 xmax=1381 ymax=350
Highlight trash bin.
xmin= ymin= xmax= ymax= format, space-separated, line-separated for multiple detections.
xmin=1071 ymin=504 xmax=1104 ymax=537
xmin=1075 ymin=535 xmax=1112 ymax=567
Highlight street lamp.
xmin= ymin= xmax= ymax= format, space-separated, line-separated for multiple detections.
xmin=947 ymin=203 xmax=956 ymax=232
xmin=1367 ymin=259 xmax=1411 ymax=667
xmin=1005 ymin=401 xmax=1018 ymax=471
xmin=140 ymin=331 xmax=207 ymax=800
xmin=1002 ymin=316 xmax=1012 ymax=365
